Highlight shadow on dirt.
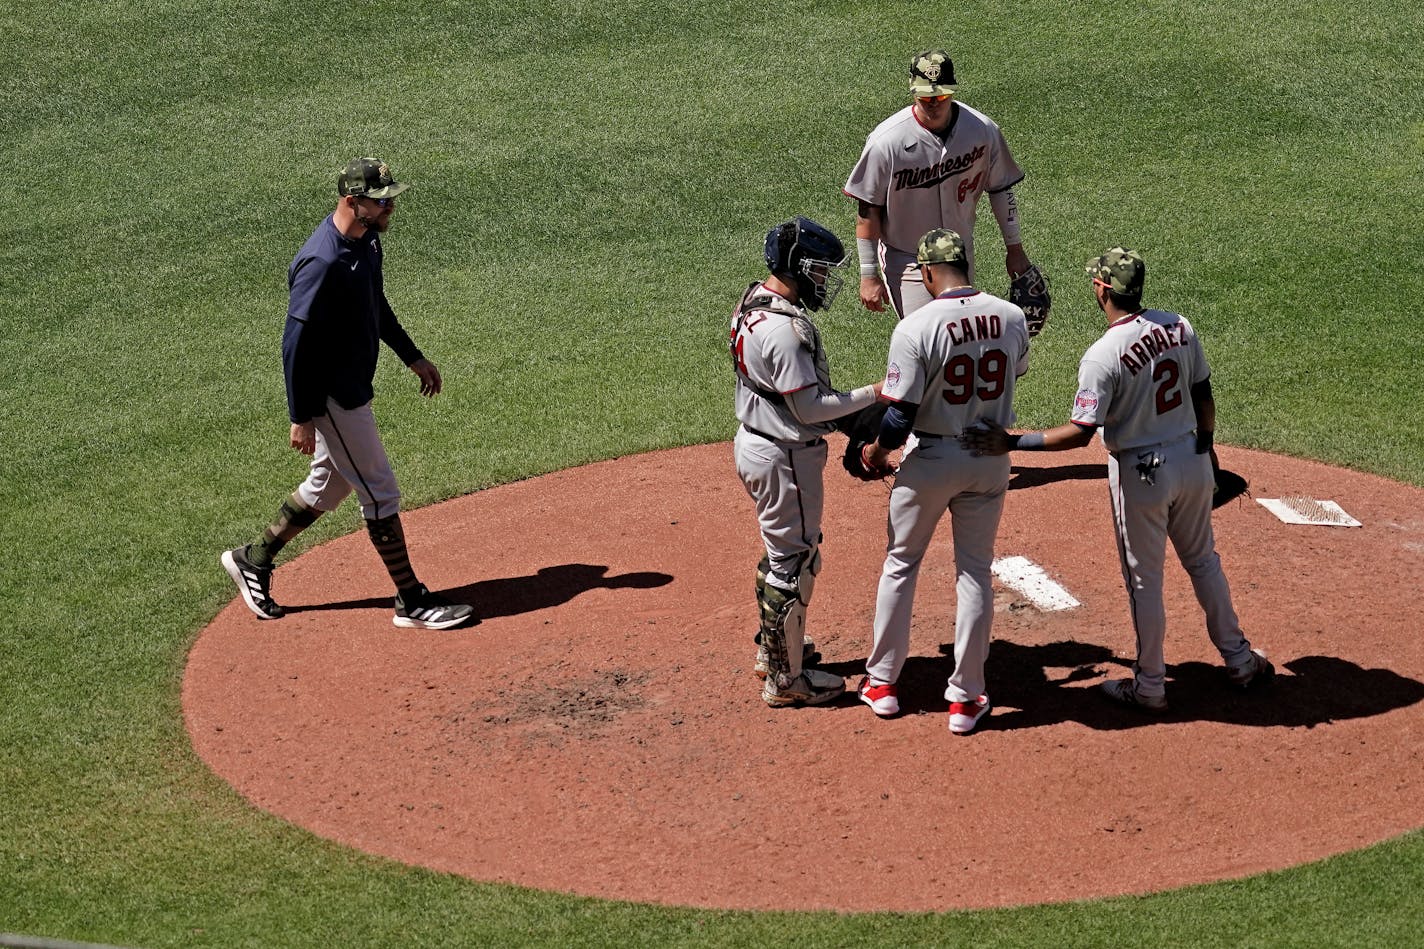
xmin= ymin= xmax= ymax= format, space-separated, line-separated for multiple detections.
xmin=819 ymin=638 xmax=1424 ymax=730
xmin=1008 ymin=463 xmax=1108 ymax=491
xmin=283 ymin=562 xmax=672 ymax=623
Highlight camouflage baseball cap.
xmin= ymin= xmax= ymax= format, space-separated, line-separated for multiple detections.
xmin=916 ymin=228 xmax=968 ymax=267
xmin=337 ymin=157 xmax=410 ymax=199
xmin=909 ymin=50 xmax=957 ymax=96
xmin=1085 ymin=247 xmax=1145 ymax=295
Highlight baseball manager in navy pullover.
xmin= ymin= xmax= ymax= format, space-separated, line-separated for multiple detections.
xmin=222 ymin=157 xmax=474 ymax=630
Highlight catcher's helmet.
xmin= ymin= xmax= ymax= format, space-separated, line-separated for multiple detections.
xmin=764 ymin=217 xmax=847 ymax=311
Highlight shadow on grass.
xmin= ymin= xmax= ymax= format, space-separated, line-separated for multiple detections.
xmin=818 ymin=639 xmax=1424 ymax=730
xmin=283 ymin=562 xmax=673 ymax=624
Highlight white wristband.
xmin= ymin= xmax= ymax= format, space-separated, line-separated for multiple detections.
xmin=856 ymin=238 xmax=878 ymax=277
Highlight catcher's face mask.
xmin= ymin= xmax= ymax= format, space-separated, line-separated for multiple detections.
xmin=799 ymin=257 xmax=846 ymax=311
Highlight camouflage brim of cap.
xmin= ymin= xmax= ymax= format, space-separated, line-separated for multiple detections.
xmin=909 ymin=49 xmax=957 ymax=96
xmin=337 ymin=157 xmax=411 ymax=199
xmin=916 ymin=228 xmax=968 ymax=268
xmin=1085 ymin=247 xmax=1145 ymax=295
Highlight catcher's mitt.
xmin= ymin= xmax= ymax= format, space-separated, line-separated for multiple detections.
xmin=1009 ymin=264 xmax=1052 ymax=338
xmin=1213 ymin=468 xmax=1249 ymax=509
xmin=838 ymin=402 xmax=893 ymax=481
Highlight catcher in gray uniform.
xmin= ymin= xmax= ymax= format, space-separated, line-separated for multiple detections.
xmin=731 ymin=217 xmax=882 ymax=707
xmin=845 ymin=49 xmax=1051 ymax=332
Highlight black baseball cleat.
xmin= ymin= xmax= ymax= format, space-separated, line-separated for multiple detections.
xmin=1227 ymin=649 xmax=1275 ymax=690
xmin=394 ymin=584 xmax=475 ymax=630
xmin=221 ymin=546 xmax=286 ymax=620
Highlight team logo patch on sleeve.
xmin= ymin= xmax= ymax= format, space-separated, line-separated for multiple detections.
xmin=1074 ymin=388 xmax=1099 ymax=412
xmin=886 ymin=362 xmax=902 ymax=393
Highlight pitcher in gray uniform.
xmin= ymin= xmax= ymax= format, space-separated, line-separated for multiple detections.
xmin=961 ymin=247 xmax=1273 ymax=711
xmin=856 ymin=229 xmax=1031 ymax=735
xmin=731 ymin=217 xmax=882 ymax=707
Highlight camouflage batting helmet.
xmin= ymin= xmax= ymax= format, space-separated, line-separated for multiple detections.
xmin=909 ymin=50 xmax=957 ymax=96
xmin=1085 ymin=247 xmax=1145 ymax=295
xmin=916 ymin=228 xmax=969 ymax=268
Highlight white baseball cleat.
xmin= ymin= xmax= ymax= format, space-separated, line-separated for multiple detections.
xmin=948 ymin=693 xmax=991 ymax=735
xmin=857 ymin=677 xmax=900 ymax=717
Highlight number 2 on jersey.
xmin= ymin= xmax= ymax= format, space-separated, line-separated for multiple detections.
xmin=943 ymin=349 xmax=1007 ymax=404
xmin=1153 ymin=358 xmax=1182 ymax=414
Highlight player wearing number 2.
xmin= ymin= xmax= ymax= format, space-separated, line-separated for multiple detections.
xmin=845 ymin=49 xmax=1038 ymax=320
xmin=960 ymin=247 xmax=1273 ymax=711
xmin=856 ymin=229 xmax=1030 ymax=734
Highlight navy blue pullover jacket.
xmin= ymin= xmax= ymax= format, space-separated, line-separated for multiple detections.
xmin=282 ymin=215 xmax=423 ymax=424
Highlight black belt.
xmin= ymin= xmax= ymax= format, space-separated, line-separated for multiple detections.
xmin=743 ymin=424 xmax=824 ymax=448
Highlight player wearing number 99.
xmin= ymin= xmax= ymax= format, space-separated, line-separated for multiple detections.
xmin=855 ymin=228 xmax=1030 ymax=735
xmin=731 ymin=217 xmax=883 ymax=707
xmin=959 ymin=247 xmax=1273 ymax=712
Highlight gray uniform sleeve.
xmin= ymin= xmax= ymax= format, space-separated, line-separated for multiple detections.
xmin=785 ymin=383 xmax=877 ymax=425
xmin=845 ymin=136 xmax=891 ymax=205
xmin=1071 ymin=357 xmax=1115 ymax=427
xmin=985 ymin=118 xmax=1025 ymax=194
xmin=880 ymin=324 xmax=926 ymax=405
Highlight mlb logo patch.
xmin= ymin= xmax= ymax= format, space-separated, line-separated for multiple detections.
xmin=1074 ymin=388 xmax=1099 ymax=412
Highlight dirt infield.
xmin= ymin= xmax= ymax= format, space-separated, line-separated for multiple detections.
xmin=184 ymin=443 xmax=1424 ymax=912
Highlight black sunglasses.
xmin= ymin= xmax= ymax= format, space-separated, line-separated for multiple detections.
xmin=358 ymin=195 xmax=395 ymax=207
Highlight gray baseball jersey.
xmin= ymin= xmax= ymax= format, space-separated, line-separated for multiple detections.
xmin=844 ymin=102 xmax=1023 ymax=269
xmin=881 ymin=288 xmax=1030 ymax=435
xmin=1069 ymin=309 xmax=1209 ymax=452
xmin=730 ymin=283 xmax=838 ymax=442
xmin=865 ymin=287 xmax=1030 ymax=704
xmin=1070 ymin=306 xmax=1254 ymax=699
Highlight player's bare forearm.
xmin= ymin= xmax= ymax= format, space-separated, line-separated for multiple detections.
xmin=1030 ymin=422 xmax=1097 ymax=451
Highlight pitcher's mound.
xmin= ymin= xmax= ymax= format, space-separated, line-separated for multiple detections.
xmin=185 ymin=443 xmax=1424 ymax=911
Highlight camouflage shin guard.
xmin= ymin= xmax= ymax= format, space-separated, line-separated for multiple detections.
xmin=757 ymin=582 xmax=794 ymax=685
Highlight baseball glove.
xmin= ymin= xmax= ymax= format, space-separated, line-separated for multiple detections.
xmin=1009 ymin=264 xmax=1052 ymax=338
xmin=1213 ymin=468 xmax=1249 ymax=509
xmin=838 ymin=402 xmax=893 ymax=481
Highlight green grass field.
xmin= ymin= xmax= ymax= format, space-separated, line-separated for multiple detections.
xmin=4 ymin=1 xmax=1423 ymax=945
